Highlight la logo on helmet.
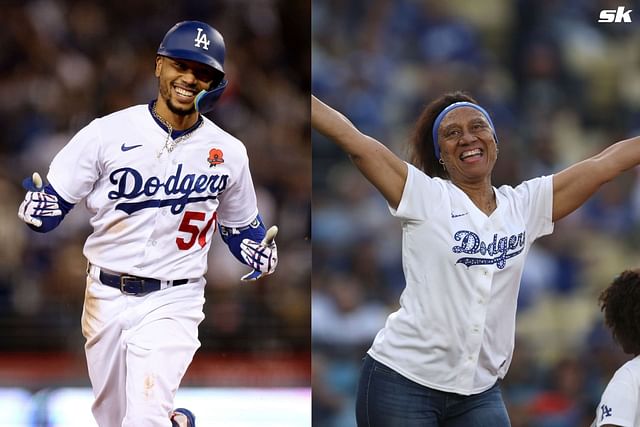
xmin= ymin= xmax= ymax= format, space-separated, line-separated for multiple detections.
xmin=194 ymin=28 xmax=210 ymax=50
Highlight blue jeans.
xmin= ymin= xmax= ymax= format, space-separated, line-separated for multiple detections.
xmin=355 ymin=355 xmax=511 ymax=427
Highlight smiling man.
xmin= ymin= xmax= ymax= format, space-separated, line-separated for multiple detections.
xmin=155 ymin=22 xmax=227 ymax=121
xmin=17 ymin=21 xmax=278 ymax=427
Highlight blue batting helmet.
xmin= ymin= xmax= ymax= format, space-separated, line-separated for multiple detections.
xmin=157 ymin=21 xmax=227 ymax=113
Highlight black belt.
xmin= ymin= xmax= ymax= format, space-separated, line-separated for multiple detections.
xmin=99 ymin=270 xmax=189 ymax=296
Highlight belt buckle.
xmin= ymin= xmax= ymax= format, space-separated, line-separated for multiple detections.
xmin=120 ymin=275 xmax=142 ymax=295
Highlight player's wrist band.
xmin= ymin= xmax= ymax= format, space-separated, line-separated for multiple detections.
xmin=88 ymin=264 xmax=193 ymax=296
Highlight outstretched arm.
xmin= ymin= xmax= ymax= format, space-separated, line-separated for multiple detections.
xmin=312 ymin=96 xmax=407 ymax=209
xmin=553 ymin=137 xmax=640 ymax=221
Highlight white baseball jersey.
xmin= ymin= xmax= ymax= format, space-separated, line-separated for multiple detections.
xmin=594 ymin=355 xmax=640 ymax=427
xmin=47 ymin=104 xmax=258 ymax=280
xmin=368 ymin=163 xmax=554 ymax=395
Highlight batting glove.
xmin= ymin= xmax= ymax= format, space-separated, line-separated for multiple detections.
xmin=18 ymin=172 xmax=62 ymax=228
xmin=240 ymin=225 xmax=278 ymax=281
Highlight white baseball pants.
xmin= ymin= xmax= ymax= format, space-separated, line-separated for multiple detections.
xmin=81 ymin=270 xmax=205 ymax=427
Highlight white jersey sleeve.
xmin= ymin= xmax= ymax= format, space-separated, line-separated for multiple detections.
xmin=595 ymin=356 xmax=640 ymax=427
xmin=508 ymin=176 xmax=554 ymax=241
xmin=215 ymin=147 xmax=258 ymax=228
xmin=47 ymin=119 xmax=103 ymax=203
xmin=390 ymin=163 xmax=450 ymax=221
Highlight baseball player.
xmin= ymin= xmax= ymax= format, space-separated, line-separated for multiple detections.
xmin=17 ymin=21 xmax=278 ymax=427
xmin=592 ymin=269 xmax=640 ymax=427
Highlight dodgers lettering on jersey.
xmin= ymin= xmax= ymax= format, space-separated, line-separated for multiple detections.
xmin=108 ymin=164 xmax=229 ymax=214
xmin=452 ymin=230 xmax=526 ymax=268
xmin=46 ymin=104 xmax=259 ymax=280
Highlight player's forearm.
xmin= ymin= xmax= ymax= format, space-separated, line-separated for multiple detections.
xmin=351 ymin=146 xmax=408 ymax=209
xmin=219 ymin=215 xmax=266 ymax=265
xmin=18 ymin=181 xmax=74 ymax=233
xmin=552 ymin=136 xmax=640 ymax=221
xmin=311 ymin=95 xmax=372 ymax=156
xmin=311 ymin=95 xmax=407 ymax=208
xmin=592 ymin=136 xmax=640 ymax=180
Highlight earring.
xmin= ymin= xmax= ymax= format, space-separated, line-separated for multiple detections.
xmin=438 ymin=158 xmax=446 ymax=170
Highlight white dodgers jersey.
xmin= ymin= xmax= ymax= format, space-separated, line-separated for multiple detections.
xmin=47 ymin=104 xmax=258 ymax=280
xmin=595 ymin=355 xmax=640 ymax=427
xmin=368 ymin=163 xmax=554 ymax=395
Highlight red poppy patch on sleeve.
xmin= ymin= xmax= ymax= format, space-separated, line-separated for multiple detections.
xmin=208 ymin=148 xmax=224 ymax=167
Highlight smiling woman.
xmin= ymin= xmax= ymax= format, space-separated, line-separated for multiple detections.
xmin=411 ymin=92 xmax=499 ymax=216
xmin=311 ymin=90 xmax=640 ymax=427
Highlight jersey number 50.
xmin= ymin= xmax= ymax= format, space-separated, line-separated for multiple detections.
xmin=176 ymin=211 xmax=217 ymax=250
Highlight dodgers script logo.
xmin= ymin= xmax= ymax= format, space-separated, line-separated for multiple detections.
xmin=452 ymin=230 xmax=526 ymax=269
xmin=108 ymin=164 xmax=228 ymax=215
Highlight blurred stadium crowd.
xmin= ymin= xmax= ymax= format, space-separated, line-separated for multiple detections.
xmin=0 ymin=0 xmax=310 ymax=386
xmin=313 ymin=0 xmax=640 ymax=426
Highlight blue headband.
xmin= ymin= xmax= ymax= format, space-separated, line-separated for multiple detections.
xmin=431 ymin=101 xmax=497 ymax=160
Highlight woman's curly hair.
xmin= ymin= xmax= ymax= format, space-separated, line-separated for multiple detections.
xmin=599 ymin=269 xmax=640 ymax=355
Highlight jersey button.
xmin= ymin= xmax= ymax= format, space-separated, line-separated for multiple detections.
xmin=152 ymin=240 xmax=158 ymax=246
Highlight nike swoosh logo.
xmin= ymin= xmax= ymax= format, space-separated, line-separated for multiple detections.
xmin=451 ymin=212 xmax=469 ymax=218
xmin=121 ymin=143 xmax=143 ymax=152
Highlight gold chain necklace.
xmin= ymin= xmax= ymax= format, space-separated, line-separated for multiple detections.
xmin=152 ymin=102 xmax=203 ymax=158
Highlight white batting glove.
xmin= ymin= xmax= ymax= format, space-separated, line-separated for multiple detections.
xmin=240 ymin=225 xmax=279 ymax=281
xmin=18 ymin=172 xmax=61 ymax=228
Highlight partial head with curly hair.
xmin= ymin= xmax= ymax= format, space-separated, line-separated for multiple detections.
xmin=599 ymin=269 xmax=640 ymax=355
